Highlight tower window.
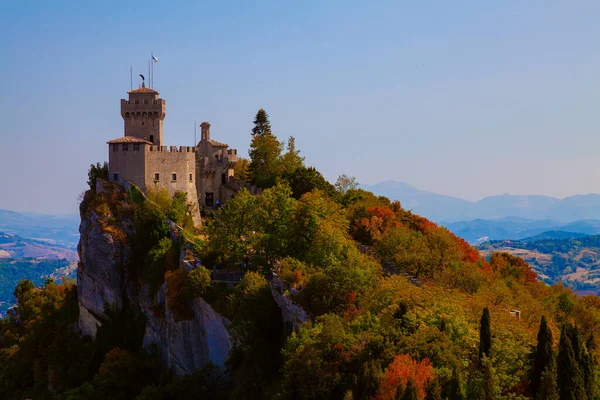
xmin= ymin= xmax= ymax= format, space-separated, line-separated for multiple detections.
xmin=133 ymin=144 xmax=140 ymax=151
xmin=113 ymin=144 xmax=118 ymax=152
xmin=221 ymin=173 xmax=227 ymax=184
xmin=172 ymin=173 xmax=177 ymax=181
xmin=144 ymin=99 xmax=148 ymax=104
xmin=154 ymin=173 xmax=160 ymax=181
xmin=150 ymin=135 xmax=154 ymax=144
xmin=123 ymin=144 xmax=128 ymax=151
xmin=189 ymin=174 xmax=193 ymax=182
xmin=113 ymin=173 xmax=119 ymax=182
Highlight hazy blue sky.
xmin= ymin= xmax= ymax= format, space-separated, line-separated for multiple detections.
xmin=1 ymin=1 xmax=599 ymax=214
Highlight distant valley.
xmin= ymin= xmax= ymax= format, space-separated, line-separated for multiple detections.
xmin=0 ymin=210 xmax=79 ymax=316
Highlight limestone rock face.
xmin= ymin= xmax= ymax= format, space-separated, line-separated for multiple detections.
xmin=269 ymin=273 xmax=310 ymax=332
xmin=76 ymin=180 xmax=231 ymax=375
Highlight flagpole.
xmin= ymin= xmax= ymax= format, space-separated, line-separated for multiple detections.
xmin=148 ymin=60 xmax=150 ymax=88
xmin=130 ymin=66 xmax=132 ymax=91
xmin=152 ymin=55 xmax=154 ymax=88
xmin=194 ymin=120 xmax=197 ymax=146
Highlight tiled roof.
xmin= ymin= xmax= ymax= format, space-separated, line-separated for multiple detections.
xmin=208 ymin=139 xmax=228 ymax=147
xmin=107 ymin=136 xmax=153 ymax=144
xmin=128 ymin=86 xmax=159 ymax=94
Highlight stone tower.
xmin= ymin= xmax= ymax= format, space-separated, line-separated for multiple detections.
xmin=120 ymin=82 xmax=166 ymax=146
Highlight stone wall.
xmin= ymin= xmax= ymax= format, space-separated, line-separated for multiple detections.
xmin=108 ymin=143 xmax=147 ymax=191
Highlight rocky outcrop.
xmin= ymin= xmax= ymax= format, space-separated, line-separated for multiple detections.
xmin=269 ymin=273 xmax=310 ymax=332
xmin=77 ymin=180 xmax=231 ymax=374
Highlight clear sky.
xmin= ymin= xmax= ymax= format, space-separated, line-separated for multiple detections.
xmin=1 ymin=1 xmax=599 ymax=214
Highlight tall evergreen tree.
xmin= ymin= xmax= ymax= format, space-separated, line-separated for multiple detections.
xmin=584 ymin=333 xmax=596 ymax=400
xmin=531 ymin=316 xmax=555 ymax=397
xmin=447 ymin=367 xmax=465 ymax=400
xmin=424 ymin=378 xmax=442 ymax=400
xmin=248 ymin=109 xmax=283 ymax=186
xmin=251 ymin=109 xmax=272 ymax=137
xmin=394 ymin=379 xmax=405 ymax=400
xmin=479 ymin=307 xmax=492 ymax=362
xmin=402 ymin=378 xmax=419 ymax=400
xmin=537 ymin=365 xmax=559 ymax=400
xmin=558 ymin=324 xmax=587 ymax=400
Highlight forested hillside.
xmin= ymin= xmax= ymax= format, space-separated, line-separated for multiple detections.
xmin=0 ymin=110 xmax=599 ymax=400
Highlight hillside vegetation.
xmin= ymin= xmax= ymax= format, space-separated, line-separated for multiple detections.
xmin=0 ymin=110 xmax=599 ymax=399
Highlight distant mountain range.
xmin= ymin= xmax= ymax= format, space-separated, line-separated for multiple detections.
xmin=0 ymin=209 xmax=79 ymax=249
xmin=0 ymin=232 xmax=78 ymax=261
xmin=363 ymin=181 xmax=600 ymax=223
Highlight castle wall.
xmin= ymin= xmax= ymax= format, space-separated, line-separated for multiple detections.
xmin=145 ymin=146 xmax=201 ymax=225
xmin=108 ymin=144 xmax=147 ymax=191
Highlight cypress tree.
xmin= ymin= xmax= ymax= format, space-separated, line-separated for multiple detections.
xmin=584 ymin=333 xmax=596 ymax=400
xmin=531 ymin=316 xmax=555 ymax=397
xmin=558 ymin=324 xmax=587 ymax=400
xmin=402 ymin=379 xmax=419 ymax=400
xmin=537 ymin=365 xmax=559 ymax=400
xmin=448 ymin=367 xmax=465 ymax=400
xmin=394 ymin=380 xmax=404 ymax=400
xmin=479 ymin=307 xmax=492 ymax=362
xmin=425 ymin=378 xmax=442 ymax=400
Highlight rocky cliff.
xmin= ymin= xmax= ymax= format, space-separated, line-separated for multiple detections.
xmin=77 ymin=180 xmax=231 ymax=375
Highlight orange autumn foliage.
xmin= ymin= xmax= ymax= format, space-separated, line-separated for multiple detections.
xmin=372 ymin=354 xmax=434 ymax=400
xmin=489 ymin=252 xmax=537 ymax=283
xmin=359 ymin=206 xmax=401 ymax=242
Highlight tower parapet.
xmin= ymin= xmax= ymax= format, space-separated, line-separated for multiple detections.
xmin=121 ymin=83 xmax=166 ymax=146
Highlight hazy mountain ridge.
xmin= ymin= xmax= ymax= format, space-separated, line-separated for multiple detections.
xmin=0 ymin=232 xmax=78 ymax=261
xmin=0 ymin=209 xmax=79 ymax=249
xmin=364 ymin=181 xmax=600 ymax=222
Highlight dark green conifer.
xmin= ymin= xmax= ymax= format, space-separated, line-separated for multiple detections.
xmin=424 ymin=377 xmax=442 ymax=400
xmin=479 ymin=307 xmax=492 ymax=362
xmin=251 ymin=108 xmax=272 ymax=137
xmin=448 ymin=367 xmax=465 ymax=400
xmin=531 ymin=316 xmax=555 ymax=397
xmin=394 ymin=379 xmax=404 ymax=400
xmin=584 ymin=333 xmax=596 ymax=400
xmin=537 ymin=364 xmax=559 ymax=400
xmin=402 ymin=378 xmax=419 ymax=400
xmin=558 ymin=324 xmax=587 ymax=400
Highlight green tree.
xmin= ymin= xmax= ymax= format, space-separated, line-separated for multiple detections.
xmin=182 ymin=266 xmax=211 ymax=299
xmin=87 ymin=161 xmax=109 ymax=189
xmin=402 ymin=378 xmax=419 ymax=400
xmin=531 ymin=316 xmax=555 ymax=398
xmin=249 ymin=109 xmax=283 ymax=186
xmin=254 ymin=183 xmax=297 ymax=265
xmin=537 ymin=365 xmax=559 ymax=400
xmin=280 ymin=136 xmax=305 ymax=175
xmin=233 ymin=157 xmax=251 ymax=182
xmin=425 ymin=378 xmax=442 ymax=400
xmin=334 ymin=174 xmax=358 ymax=195
xmin=207 ymin=188 xmax=258 ymax=266
xmin=251 ymin=108 xmax=272 ymax=137
xmin=584 ymin=334 xmax=596 ymax=400
xmin=479 ymin=307 xmax=491 ymax=362
xmin=282 ymin=165 xmax=336 ymax=199
xmin=558 ymin=324 xmax=586 ymax=400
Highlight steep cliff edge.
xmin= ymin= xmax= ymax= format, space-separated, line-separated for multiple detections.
xmin=77 ymin=180 xmax=231 ymax=375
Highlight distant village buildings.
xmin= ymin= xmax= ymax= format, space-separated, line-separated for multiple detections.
xmin=107 ymin=82 xmax=259 ymax=224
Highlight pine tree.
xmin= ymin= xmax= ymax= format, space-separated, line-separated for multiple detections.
xmin=558 ymin=324 xmax=587 ymax=400
xmin=479 ymin=307 xmax=492 ymax=362
xmin=531 ymin=316 xmax=555 ymax=397
xmin=251 ymin=109 xmax=272 ymax=137
xmin=402 ymin=378 xmax=419 ymax=400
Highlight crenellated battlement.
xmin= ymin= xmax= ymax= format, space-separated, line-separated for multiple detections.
xmin=148 ymin=145 xmax=196 ymax=153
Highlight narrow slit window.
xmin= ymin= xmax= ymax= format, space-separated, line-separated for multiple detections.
xmin=172 ymin=173 xmax=177 ymax=181
xmin=113 ymin=173 xmax=119 ymax=182
xmin=154 ymin=173 xmax=160 ymax=181
xmin=189 ymin=174 xmax=193 ymax=182
xmin=123 ymin=144 xmax=128 ymax=151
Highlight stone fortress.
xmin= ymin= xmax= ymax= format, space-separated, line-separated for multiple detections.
xmin=107 ymin=81 xmax=259 ymax=224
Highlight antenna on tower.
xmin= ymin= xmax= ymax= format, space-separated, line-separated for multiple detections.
xmin=194 ymin=120 xmax=197 ymax=146
xmin=130 ymin=66 xmax=132 ymax=91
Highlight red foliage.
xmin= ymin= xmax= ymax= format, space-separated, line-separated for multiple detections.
xmin=372 ymin=354 xmax=434 ymax=400
xmin=489 ymin=252 xmax=538 ymax=284
xmin=453 ymin=233 xmax=483 ymax=263
xmin=357 ymin=206 xmax=401 ymax=243
xmin=411 ymin=215 xmax=438 ymax=235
